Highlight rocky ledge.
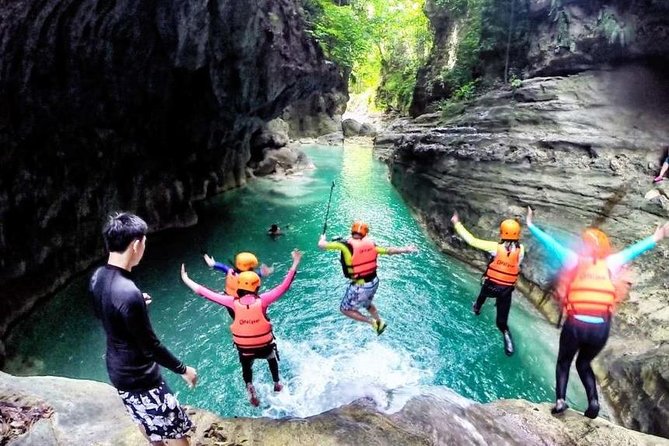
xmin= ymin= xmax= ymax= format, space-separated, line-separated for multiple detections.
xmin=376 ymin=64 xmax=669 ymax=438
xmin=1 ymin=372 xmax=666 ymax=446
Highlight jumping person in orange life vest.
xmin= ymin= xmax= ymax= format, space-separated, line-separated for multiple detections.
xmin=451 ymin=211 xmax=523 ymax=356
xmin=526 ymin=206 xmax=669 ymax=418
xmin=202 ymin=251 xmax=274 ymax=318
xmin=318 ymin=221 xmax=417 ymax=335
xmin=181 ymin=250 xmax=302 ymax=407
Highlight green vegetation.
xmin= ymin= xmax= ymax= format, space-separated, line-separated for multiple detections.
xmin=433 ymin=0 xmax=530 ymax=102
xmin=435 ymin=0 xmax=483 ymax=95
xmin=304 ymin=1 xmax=372 ymax=77
xmin=303 ymin=0 xmax=533 ymax=113
xmin=304 ymin=0 xmax=636 ymax=115
xmin=439 ymin=99 xmax=466 ymax=120
xmin=434 ymin=0 xmax=468 ymax=16
xmin=597 ymin=9 xmax=633 ymax=46
xmin=452 ymin=80 xmax=477 ymax=101
xmin=303 ymin=0 xmax=431 ymax=113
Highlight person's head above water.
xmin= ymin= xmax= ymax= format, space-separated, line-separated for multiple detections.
xmin=580 ymin=227 xmax=611 ymax=258
xmin=499 ymin=219 xmax=521 ymax=241
xmin=236 ymin=271 xmax=261 ymax=297
xmin=270 ymin=224 xmax=279 ymax=232
xmin=351 ymin=220 xmax=369 ymax=239
xmin=235 ymin=252 xmax=259 ymax=271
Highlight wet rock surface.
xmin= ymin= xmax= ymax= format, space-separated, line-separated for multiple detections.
xmin=378 ymin=65 xmax=669 ymax=437
xmin=342 ymin=118 xmax=377 ymax=137
xmin=2 ymin=372 xmax=666 ymax=446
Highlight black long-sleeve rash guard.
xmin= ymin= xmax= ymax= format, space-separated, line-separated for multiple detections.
xmin=90 ymin=264 xmax=186 ymax=391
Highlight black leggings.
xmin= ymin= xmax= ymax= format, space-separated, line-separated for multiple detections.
xmin=555 ymin=317 xmax=611 ymax=402
xmin=475 ymin=280 xmax=514 ymax=333
xmin=238 ymin=344 xmax=280 ymax=385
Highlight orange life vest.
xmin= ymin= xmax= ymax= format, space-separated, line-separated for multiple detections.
xmin=565 ymin=259 xmax=616 ymax=317
xmin=229 ymin=298 xmax=274 ymax=350
xmin=342 ymin=238 xmax=378 ymax=280
xmin=225 ymin=270 xmax=239 ymax=297
xmin=485 ymin=243 xmax=521 ymax=286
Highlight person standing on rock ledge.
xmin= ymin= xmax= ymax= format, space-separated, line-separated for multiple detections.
xmin=652 ymin=145 xmax=669 ymax=183
xmin=90 ymin=212 xmax=198 ymax=446
xmin=525 ymin=207 xmax=669 ymax=419
xmin=450 ymin=212 xmax=524 ymax=356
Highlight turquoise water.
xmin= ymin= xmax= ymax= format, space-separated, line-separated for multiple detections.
xmin=7 ymin=144 xmax=586 ymax=417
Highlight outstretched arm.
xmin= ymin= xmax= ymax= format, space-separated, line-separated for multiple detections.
xmin=525 ymin=207 xmax=578 ymax=269
xmin=258 ymin=264 xmax=274 ymax=278
xmin=318 ymin=235 xmax=349 ymax=253
xmin=451 ymin=212 xmax=498 ymax=254
xmin=181 ymin=264 xmax=234 ymax=308
xmin=203 ymin=253 xmax=231 ymax=273
xmin=376 ymin=245 xmax=418 ymax=255
xmin=607 ymin=222 xmax=669 ymax=274
xmin=260 ymin=250 xmax=302 ymax=307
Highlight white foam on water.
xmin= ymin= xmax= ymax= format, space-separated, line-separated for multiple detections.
xmin=258 ymin=337 xmax=432 ymax=418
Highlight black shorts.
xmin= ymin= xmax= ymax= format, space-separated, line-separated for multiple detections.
xmin=479 ymin=279 xmax=513 ymax=297
xmin=118 ymin=381 xmax=192 ymax=441
xmin=237 ymin=343 xmax=279 ymax=360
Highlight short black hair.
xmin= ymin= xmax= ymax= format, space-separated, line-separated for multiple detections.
xmin=102 ymin=212 xmax=148 ymax=253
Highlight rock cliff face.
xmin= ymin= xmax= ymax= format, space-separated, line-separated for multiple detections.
xmin=0 ymin=0 xmax=346 ymax=364
xmin=410 ymin=0 xmax=455 ymax=116
xmin=2 ymin=372 xmax=666 ymax=446
xmin=411 ymin=0 xmax=669 ymax=116
xmin=377 ymin=65 xmax=669 ymax=436
xmin=527 ymin=0 xmax=669 ymax=77
xmin=402 ymin=1 xmax=669 ymax=433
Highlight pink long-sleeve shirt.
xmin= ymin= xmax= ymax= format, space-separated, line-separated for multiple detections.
xmin=195 ymin=267 xmax=297 ymax=309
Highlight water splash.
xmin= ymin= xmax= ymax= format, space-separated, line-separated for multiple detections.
xmin=261 ymin=337 xmax=430 ymax=418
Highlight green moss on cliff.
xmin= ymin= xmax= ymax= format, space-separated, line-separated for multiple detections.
xmin=431 ymin=0 xmax=530 ymax=100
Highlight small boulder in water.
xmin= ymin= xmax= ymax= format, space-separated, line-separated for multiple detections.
xmin=316 ymin=132 xmax=344 ymax=146
xmin=343 ymin=118 xmax=377 ymax=137
xmin=253 ymin=143 xmax=314 ymax=177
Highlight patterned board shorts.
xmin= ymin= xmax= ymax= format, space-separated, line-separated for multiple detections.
xmin=340 ymin=277 xmax=380 ymax=311
xmin=118 ymin=382 xmax=193 ymax=442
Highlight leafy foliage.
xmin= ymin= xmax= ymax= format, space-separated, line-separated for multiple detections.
xmin=303 ymin=0 xmax=431 ymax=113
xmin=438 ymin=99 xmax=465 ymax=120
xmin=434 ymin=0 xmax=468 ymax=17
xmin=304 ymin=1 xmax=372 ymax=71
xmin=597 ymin=9 xmax=633 ymax=46
xmin=452 ymin=80 xmax=477 ymax=100
xmin=434 ymin=0 xmax=483 ymax=96
xmin=431 ymin=0 xmax=530 ymax=103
